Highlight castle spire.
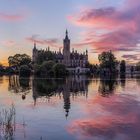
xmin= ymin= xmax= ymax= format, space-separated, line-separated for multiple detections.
xmin=66 ymin=29 xmax=68 ymax=35
xmin=65 ymin=29 xmax=69 ymax=39
xmin=59 ymin=47 xmax=61 ymax=53
xmin=34 ymin=41 xmax=36 ymax=49
xmin=86 ymin=49 xmax=88 ymax=56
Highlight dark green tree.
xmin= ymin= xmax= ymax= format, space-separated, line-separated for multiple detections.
xmin=36 ymin=51 xmax=55 ymax=65
xmin=34 ymin=64 xmax=41 ymax=75
xmin=53 ymin=63 xmax=67 ymax=76
xmin=98 ymin=51 xmax=118 ymax=73
xmin=120 ymin=60 xmax=126 ymax=73
xmin=8 ymin=54 xmax=31 ymax=68
xmin=88 ymin=64 xmax=99 ymax=74
xmin=0 ymin=63 xmax=5 ymax=74
xmin=40 ymin=61 xmax=55 ymax=75
xmin=19 ymin=65 xmax=31 ymax=77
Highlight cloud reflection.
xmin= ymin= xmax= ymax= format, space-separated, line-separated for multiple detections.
xmin=68 ymin=94 xmax=140 ymax=140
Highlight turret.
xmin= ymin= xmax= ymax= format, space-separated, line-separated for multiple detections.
xmin=33 ymin=42 xmax=37 ymax=51
xmin=72 ymin=48 xmax=74 ymax=53
xmin=65 ymin=29 xmax=69 ymax=39
xmin=48 ymin=46 xmax=50 ymax=51
xmin=85 ymin=49 xmax=88 ymax=65
xmin=86 ymin=49 xmax=88 ymax=56
xmin=33 ymin=42 xmax=37 ymax=63
xmin=59 ymin=47 xmax=61 ymax=53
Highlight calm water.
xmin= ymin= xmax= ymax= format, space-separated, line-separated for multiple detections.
xmin=0 ymin=75 xmax=140 ymax=140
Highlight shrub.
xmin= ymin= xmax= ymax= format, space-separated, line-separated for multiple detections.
xmin=40 ymin=61 xmax=55 ymax=76
xmin=34 ymin=64 xmax=41 ymax=75
xmin=19 ymin=65 xmax=31 ymax=77
xmin=53 ymin=63 xmax=67 ymax=76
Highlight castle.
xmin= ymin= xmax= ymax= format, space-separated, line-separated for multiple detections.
xmin=32 ymin=30 xmax=90 ymax=74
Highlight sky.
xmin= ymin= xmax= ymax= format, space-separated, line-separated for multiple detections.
xmin=0 ymin=0 xmax=140 ymax=65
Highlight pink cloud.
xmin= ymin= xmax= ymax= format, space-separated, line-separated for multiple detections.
xmin=0 ymin=12 xmax=26 ymax=22
xmin=26 ymin=36 xmax=61 ymax=48
xmin=68 ymin=0 xmax=139 ymax=31
xmin=68 ymin=0 xmax=140 ymax=62
xmin=1 ymin=40 xmax=16 ymax=47
xmin=68 ymin=7 xmax=122 ymax=29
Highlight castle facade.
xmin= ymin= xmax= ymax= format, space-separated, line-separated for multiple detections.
xmin=32 ymin=30 xmax=90 ymax=74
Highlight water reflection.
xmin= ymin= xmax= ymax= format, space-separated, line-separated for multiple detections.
xmin=120 ymin=74 xmax=126 ymax=88
xmin=8 ymin=75 xmax=91 ymax=118
xmin=8 ymin=75 xmax=129 ymax=118
xmin=0 ymin=76 xmax=4 ymax=85
xmin=136 ymin=75 xmax=140 ymax=85
xmin=98 ymin=77 xmax=118 ymax=97
xmin=68 ymin=95 xmax=140 ymax=140
xmin=33 ymin=76 xmax=90 ymax=118
xmin=3 ymin=75 xmax=140 ymax=139
xmin=8 ymin=76 xmax=31 ymax=100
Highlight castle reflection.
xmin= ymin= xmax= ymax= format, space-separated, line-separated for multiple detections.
xmin=32 ymin=76 xmax=90 ymax=118
xmin=5 ymin=75 xmax=140 ymax=139
xmin=8 ymin=75 xmax=128 ymax=118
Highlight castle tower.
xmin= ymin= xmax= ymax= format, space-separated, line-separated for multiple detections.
xmin=63 ymin=30 xmax=70 ymax=66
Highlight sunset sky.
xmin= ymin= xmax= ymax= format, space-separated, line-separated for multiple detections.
xmin=0 ymin=0 xmax=140 ymax=65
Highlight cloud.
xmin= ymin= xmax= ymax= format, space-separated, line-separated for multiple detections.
xmin=68 ymin=7 xmax=121 ymax=29
xmin=68 ymin=0 xmax=140 ymax=31
xmin=122 ymin=54 xmax=140 ymax=62
xmin=68 ymin=0 xmax=140 ymax=62
xmin=1 ymin=40 xmax=16 ymax=47
xmin=0 ymin=12 xmax=27 ymax=22
xmin=92 ymin=29 xmax=140 ymax=52
xmin=26 ymin=35 xmax=61 ymax=48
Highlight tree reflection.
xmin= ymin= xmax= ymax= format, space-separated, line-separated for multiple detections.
xmin=136 ymin=74 xmax=140 ymax=85
xmin=32 ymin=76 xmax=90 ymax=118
xmin=0 ymin=76 xmax=4 ymax=85
xmin=8 ymin=75 xmax=31 ymax=99
xmin=32 ymin=78 xmax=64 ymax=102
xmin=99 ymin=76 xmax=118 ymax=97
xmin=120 ymin=74 xmax=126 ymax=88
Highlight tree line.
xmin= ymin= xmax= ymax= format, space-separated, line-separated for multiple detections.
xmin=0 ymin=51 xmax=140 ymax=77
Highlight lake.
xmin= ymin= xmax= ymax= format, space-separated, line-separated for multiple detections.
xmin=0 ymin=75 xmax=140 ymax=140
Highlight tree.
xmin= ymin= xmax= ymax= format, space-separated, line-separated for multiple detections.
xmin=8 ymin=54 xmax=31 ymax=68
xmin=89 ymin=64 xmax=99 ymax=74
xmin=0 ymin=63 xmax=5 ymax=74
xmin=34 ymin=64 xmax=41 ymax=75
xmin=98 ymin=51 xmax=118 ymax=73
xmin=53 ymin=63 xmax=67 ymax=76
xmin=36 ymin=51 xmax=55 ymax=65
xmin=19 ymin=65 xmax=31 ymax=77
xmin=120 ymin=60 xmax=126 ymax=73
xmin=40 ymin=61 xmax=55 ymax=75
